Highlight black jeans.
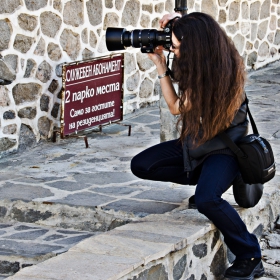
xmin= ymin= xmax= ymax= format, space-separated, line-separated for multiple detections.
xmin=131 ymin=139 xmax=261 ymax=259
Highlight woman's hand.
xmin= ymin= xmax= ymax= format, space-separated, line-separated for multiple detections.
xmin=159 ymin=12 xmax=182 ymax=28
xmin=147 ymin=47 xmax=168 ymax=75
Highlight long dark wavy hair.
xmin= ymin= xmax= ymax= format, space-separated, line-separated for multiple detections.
xmin=172 ymin=12 xmax=246 ymax=147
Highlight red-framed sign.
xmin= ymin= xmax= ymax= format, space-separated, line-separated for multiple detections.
xmin=61 ymin=54 xmax=124 ymax=136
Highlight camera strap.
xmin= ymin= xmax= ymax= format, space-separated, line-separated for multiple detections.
xmin=166 ymin=50 xmax=174 ymax=79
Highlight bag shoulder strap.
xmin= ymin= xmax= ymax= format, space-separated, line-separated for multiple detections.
xmin=244 ymin=95 xmax=259 ymax=135
xmin=219 ymin=94 xmax=259 ymax=158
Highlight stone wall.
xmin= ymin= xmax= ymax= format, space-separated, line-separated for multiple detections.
xmin=0 ymin=0 xmax=279 ymax=156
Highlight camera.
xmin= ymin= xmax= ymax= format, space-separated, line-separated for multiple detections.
xmin=106 ymin=21 xmax=173 ymax=53
xmin=106 ymin=0 xmax=188 ymax=53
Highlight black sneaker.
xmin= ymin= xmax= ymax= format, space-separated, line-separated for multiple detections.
xmin=224 ymin=258 xmax=265 ymax=280
xmin=188 ymin=195 xmax=197 ymax=209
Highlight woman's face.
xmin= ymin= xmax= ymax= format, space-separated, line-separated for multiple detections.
xmin=170 ymin=32 xmax=181 ymax=57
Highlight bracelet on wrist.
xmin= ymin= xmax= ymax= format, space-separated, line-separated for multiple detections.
xmin=158 ymin=71 xmax=169 ymax=79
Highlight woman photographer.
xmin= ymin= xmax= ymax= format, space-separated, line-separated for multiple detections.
xmin=130 ymin=12 xmax=264 ymax=280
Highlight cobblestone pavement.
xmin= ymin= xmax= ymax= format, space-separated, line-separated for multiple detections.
xmin=0 ymin=60 xmax=280 ymax=278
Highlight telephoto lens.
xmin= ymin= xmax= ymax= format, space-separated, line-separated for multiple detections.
xmin=106 ymin=26 xmax=172 ymax=53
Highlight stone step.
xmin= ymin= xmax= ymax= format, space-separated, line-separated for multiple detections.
xmin=5 ymin=189 xmax=280 ymax=280
xmin=0 ymin=222 xmax=99 ymax=278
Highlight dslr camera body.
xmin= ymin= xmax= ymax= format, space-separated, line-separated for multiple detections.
xmin=106 ymin=0 xmax=188 ymax=53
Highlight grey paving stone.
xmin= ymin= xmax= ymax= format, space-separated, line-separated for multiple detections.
xmin=128 ymin=115 xmax=160 ymax=124
xmin=90 ymin=186 xmax=140 ymax=195
xmin=0 ymin=183 xmax=53 ymax=201
xmin=57 ymin=230 xmax=85 ymax=234
xmin=46 ymin=181 xmax=90 ymax=191
xmin=14 ymin=225 xmax=38 ymax=231
xmin=0 ymin=225 xmax=12 ymax=229
xmin=73 ymin=172 xmax=136 ymax=185
xmin=50 ymin=154 xmax=76 ymax=161
xmin=3 ymin=230 xmax=49 ymax=240
xmin=132 ymin=188 xmax=192 ymax=203
xmin=103 ymin=199 xmax=178 ymax=216
xmin=0 ymin=240 xmax=64 ymax=257
xmin=43 ymin=234 xmax=65 ymax=241
xmin=54 ymin=234 xmax=93 ymax=245
xmin=49 ymin=192 xmax=115 ymax=207
xmin=146 ymin=123 xmax=160 ymax=129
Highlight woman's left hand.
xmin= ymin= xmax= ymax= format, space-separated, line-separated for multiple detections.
xmin=147 ymin=46 xmax=168 ymax=74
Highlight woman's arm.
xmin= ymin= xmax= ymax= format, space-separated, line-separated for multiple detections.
xmin=148 ymin=48 xmax=180 ymax=115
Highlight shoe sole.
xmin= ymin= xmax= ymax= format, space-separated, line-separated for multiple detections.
xmin=224 ymin=261 xmax=265 ymax=280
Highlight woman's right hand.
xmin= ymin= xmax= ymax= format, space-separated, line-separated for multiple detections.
xmin=159 ymin=12 xmax=182 ymax=29
xmin=147 ymin=47 xmax=168 ymax=74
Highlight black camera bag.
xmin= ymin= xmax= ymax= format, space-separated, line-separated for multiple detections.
xmin=219 ymin=96 xmax=276 ymax=185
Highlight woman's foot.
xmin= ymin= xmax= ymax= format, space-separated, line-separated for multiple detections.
xmin=188 ymin=195 xmax=196 ymax=209
xmin=224 ymin=258 xmax=264 ymax=280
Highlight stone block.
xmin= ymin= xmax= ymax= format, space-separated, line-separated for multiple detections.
xmin=124 ymin=53 xmax=137 ymax=74
xmin=0 ymin=87 xmax=10 ymax=106
xmin=229 ymin=1 xmax=240 ymax=22
xmin=0 ymin=261 xmax=19 ymax=275
xmin=60 ymin=29 xmax=80 ymax=60
xmin=3 ymin=110 xmax=16 ymax=120
xmin=274 ymin=30 xmax=280 ymax=45
xmin=250 ymin=1 xmax=261 ymax=20
xmin=63 ymin=0 xmax=84 ymax=27
xmin=258 ymin=20 xmax=269 ymax=40
xmin=0 ymin=0 xmax=21 ymax=13
xmin=47 ymin=43 xmax=62 ymax=61
xmin=173 ymin=255 xmax=187 ymax=280
xmin=86 ymin=0 xmax=103 ymax=26
xmin=140 ymin=14 xmax=151 ymax=28
xmin=3 ymin=54 xmax=18 ymax=72
xmin=143 ymin=4 xmax=153 ymax=13
xmin=260 ymin=0 xmax=271 ymax=19
xmin=0 ymin=137 xmax=17 ymax=152
xmin=136 ymin=52 xmax=154 ymax=71
xmin=89 ymin=30 xmax=97 ymax=48
xmin=241 ymin=2 xmax=249 ymax=19
xmin=81 ymin=28 xmax=88 ymax=44
xmin=48 ymin=79 xmax=59 ymax=94
xmin=121 ymin=0 xmax=140 ymax=27
xmin=18 ymin=107 xmax=37 ymax=119
xmin=155 ymin=3 xmax=164 ymax=14
xmin=25 ymin=0 xmax=48 ymax=11
xmin=258 ymin=41 xmax=270 ymax=57
xmin=201 ymin=0 xmax=218 ymax=20
xmin=103 ymin=12 xmax=119 ymax=30
xmin=126 ymin=71 xmax=140 ymax=91
xmin=139 ymin=78 xmax=153 ymax=99
xmin=36 ymin=61 xmax=52 ymax=83
xmin=218 ymin=10 xmax=226 ymax=24
xmin=53 ymin=0 xmax=62 ymax=12
xmin=233 ymin=33 xmax=245 ymax=54
xmin=116 ymin=0 xmax=124 ymax=11
xmin=18 ymin=124 xmax=37 ymax=152
xmin=130 ymin=264 xmax=168 ymax=280
xmin=34 ymin=37 xmax=45 ymax=56
xmin=0 ymin=60 xmax=16 ymax=82
xmin=210 ymin=245 xmax=226 ymax=278
xmin=270 ymin=15 xmax=277 ymax=30
xmin=82 ymin=48 xmax=94 ymax=60
xmin=13 ymin=34 xmax=35 ymax=53
xmin=40 ymin=11 xmax=62 ymax=38
xmin=18 ymin=14 xmax=38 ymax=31
xmin=3 ymin=124 xmax=17 ymax=135
xmin=23 ymin=59 xmax=36 ymax=78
